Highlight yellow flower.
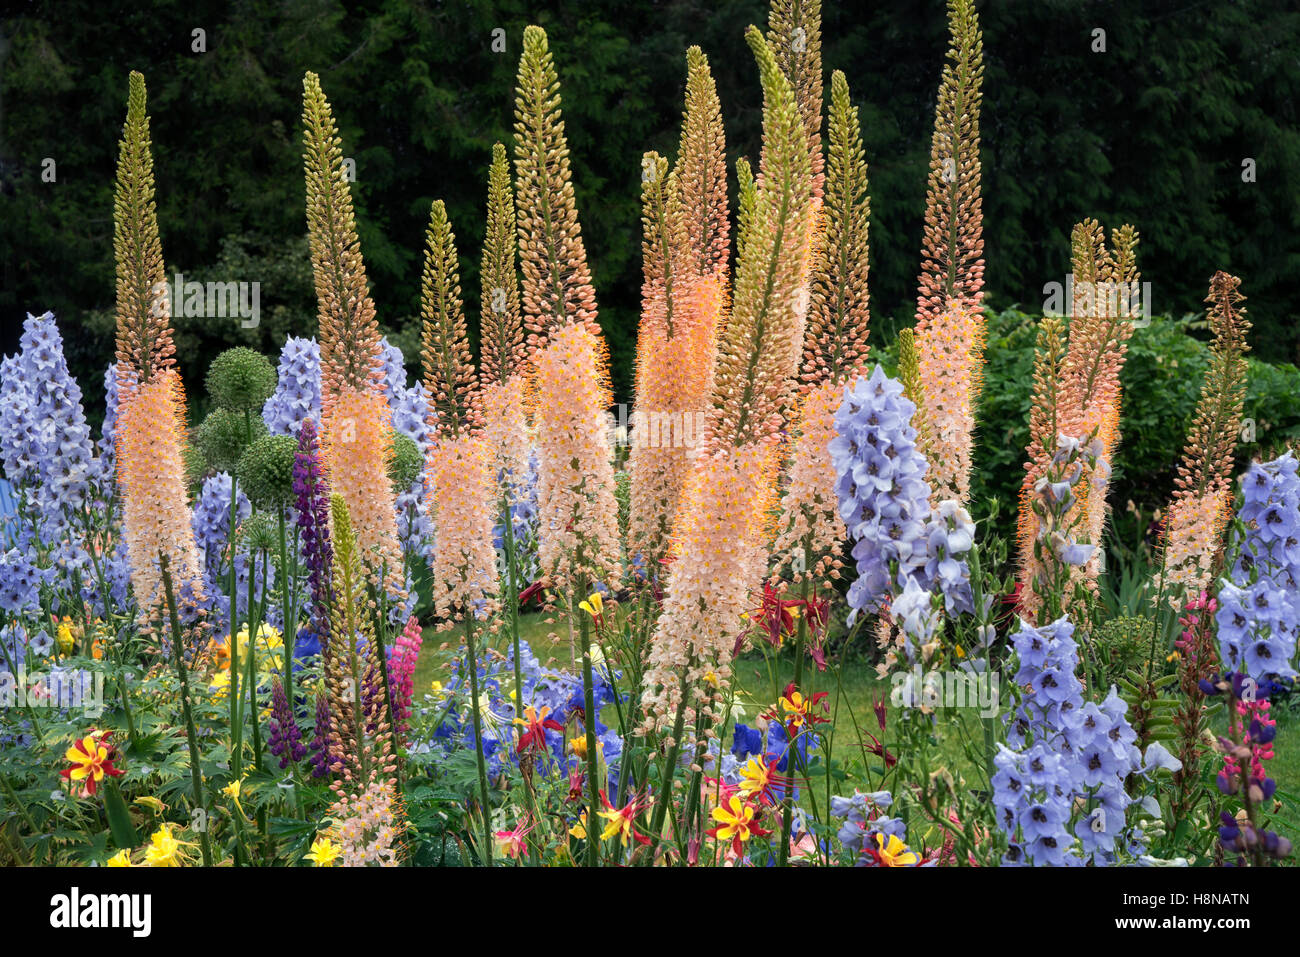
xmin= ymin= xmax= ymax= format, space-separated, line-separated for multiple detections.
xmin=106 ymin=849 xmax=132 ymax=867
xmin=702 ymin=671 xmax=720 ymax=689
xmin=144 ymin=825 xmax=187 ymax=867
xmin=569 ymin=734 xmax=603 ymax=760
xmin=56 ymin=620 xmax=76 ymax=655
xmin=874 ymin=831 xmax=920 ymax=867
xmin=578 ymin=592 xmax=604 ymax=620
xmin=736 ymin=757 xmax=776 ymax=804
xmin=568 ymin=811 xmax=588 ymax=840
xmin=306 ymin=836 xmax=342 ymax=867
xmin=709 ymin=795 xmax=762 ymax=847
xmin=222 ymin=777 xmax=244 ymax=802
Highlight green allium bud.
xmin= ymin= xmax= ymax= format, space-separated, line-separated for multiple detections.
xmin=236 ymin=434 xmax=299 ymax=508
xmin=195 ymin=407 xmax=268 ymax=473
xmin=238 ymin=510 xmax=278 ymax=554
xmin=207 ymin=347 xmax=276 ymax=413
xmin=389 ymin=433 xmax=424 ymax=493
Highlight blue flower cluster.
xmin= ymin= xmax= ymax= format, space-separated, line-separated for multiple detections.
xmin=1000 ymin=616 xmax=1176 ymax=864
xmin=991 ymin=742 xmax=1078 ymax=865
xmin=0 ymin=547 xmax=51 ymax=617
xmin=492 ymin=449 xmax=541 ymax=587
xmin=261 ymin=337 xmax=321 ymax=436
xmin=1217 ymin=453 xmax=1300 ymax=683
xmin=416 ymin=639 xmax=625 ymax=792
xmin=0 ymin=314 xmax=107 ymax=554
xmin=828 ymin=790 xmax=909 ymax=864
xmin=829 ymin=366 xmax=975 ymax=646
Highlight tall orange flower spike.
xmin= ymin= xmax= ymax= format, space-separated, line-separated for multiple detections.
xmin=627 ymin=148 xmax=724 ymax=565
xmin=776 ymin=68 xmax=871 ymax=586
xmin=418 ymin=196 xmax=501 ymax=623
xmin=1017 ymin=220 xmax=1140 ymax=615
xmin=513 ymin=26 xmax=601 ymax=349
xmin=705 ymin=28 xmax=813 ymax=456
xmin=914 ymin=0 xmax=985 ymax=329
xmin=642 ymin=27 xmax=813 ymax=733
xmin=674 ymin=46 xmax=730 ymax=287
xmin=767 ymin=0 xmax=824 ymax=200
xmin=479 ymin=142 xmax=526 ymax=387
xmin=419 ymin=199 xmax=479 ymax=435
xmin=530 ymin=324 xmax=622 ymax=596
xmin=302 ymin=71 xmax=384 ymax=408
xmin=111 ymin=72 xmax=204 ymax=626
xmin=303 ymin=72 xmax=404 ymax=597
xmin=113 ymin=71 xmax=175 ymax=387
xmin=1160 ymin=272 xmax=1251 ymax=600
xmin=912 ymin=0 xmax=985 ymax=504
xmin=116 ymin=371 xmax=207 ymax=622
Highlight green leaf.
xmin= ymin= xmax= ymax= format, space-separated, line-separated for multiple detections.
xmin=103 ymin=779 xmax=138 ymax=849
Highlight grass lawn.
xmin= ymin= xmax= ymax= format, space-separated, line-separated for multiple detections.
xmin=410 ymin=609 xmax=1300 ymax=838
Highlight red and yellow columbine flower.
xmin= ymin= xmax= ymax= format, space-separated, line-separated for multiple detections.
xmin=61 ymin=730 xmax=124 ymax=796
xmin=597 ymin=791 xmax=651 ymax=847
xmin=707 ymin=795 xmax=770 ymax=856
xmin=867 ymin=831 xmax=920 ymax=867
xmin=578 ymin=592 xmax=605 ymax=630
xmin=736 ymin=755 xmax=789 ymax=808
xmin=515 ymin=704 xmax=563 ymax=755
xmin=771 ymin=682 xmax=829 ymax=735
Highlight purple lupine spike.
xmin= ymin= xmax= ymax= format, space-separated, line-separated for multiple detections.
xmin=293 ymin=418 xmax=333 ymax=645
xmin=267 ymin=676 xmax=307 ymax=769
xmin=308 ymin=692 xmax=333 ymax=779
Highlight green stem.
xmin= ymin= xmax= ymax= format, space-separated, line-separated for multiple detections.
xmin=500 ymin=491 xmax=524 ymax=716
xmin=779 ymin=576 xmax=811 ymax=867
xmin=464 ymin=615 xmax=494 ymax=865
xmin=579 ymin=608 xmax=600 ymax=867
xmin=159 ymin=554 xmax=214 ymax=867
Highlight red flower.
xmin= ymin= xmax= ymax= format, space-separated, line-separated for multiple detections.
xmin=517 ymin=580 xmax=547 ymax=608
xmin=514 ymin=705 xmax=563 ymax=755
xmin=865 ymin=731 xmax=897 ymax=768
xmin=61 ymin=730 xmax=124 ymax=796
xmin=765 ymin=682 xmax=830 ymax=737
